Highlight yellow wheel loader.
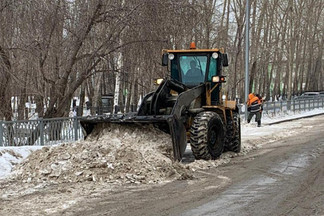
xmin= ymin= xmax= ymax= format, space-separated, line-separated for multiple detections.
xmin=80 ymin=43 xmax=241 ymax=161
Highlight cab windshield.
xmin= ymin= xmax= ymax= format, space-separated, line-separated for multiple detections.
xmin=180 ymin=55 xmax=207 ymax=86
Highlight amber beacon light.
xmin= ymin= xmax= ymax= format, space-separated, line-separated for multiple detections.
xmin=190 ymin=42 xmax=196 ymax=49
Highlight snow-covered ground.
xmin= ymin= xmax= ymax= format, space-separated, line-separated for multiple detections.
xmin=1 ymin=108 xmax=323 ymax=180
xmin=243 ymin=109 xmax=324 ymax=139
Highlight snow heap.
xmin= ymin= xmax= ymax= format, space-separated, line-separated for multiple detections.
xmin=5 ymin=109 xmax=323 ymax=185
xmin=10 ymin=124 xmax=192 ymax=185
xmin=0 ymin=147 xmax=42 ymax=179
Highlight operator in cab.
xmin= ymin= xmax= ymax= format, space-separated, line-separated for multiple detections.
xmin=184 ymin=60 xmax=204 ymax=84
xmin=186 ymin=60 xmax=202 ymax=77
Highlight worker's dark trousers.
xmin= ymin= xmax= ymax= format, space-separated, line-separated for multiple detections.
xmin=247 ymin=111 xmax=261 ymax=127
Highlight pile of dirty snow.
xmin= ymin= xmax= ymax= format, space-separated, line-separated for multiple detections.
xmin=10 ymin=124 xmax=192 ymax=185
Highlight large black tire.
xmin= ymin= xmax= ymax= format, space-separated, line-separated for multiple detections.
xmin=190 ymin=111 xmax=225 ymax=160
xmin=224 ymin=112 xmax=241 ymax=153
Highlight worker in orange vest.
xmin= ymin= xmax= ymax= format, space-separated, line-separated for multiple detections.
xmin=247 ymin=93 xmax=263 ymax=127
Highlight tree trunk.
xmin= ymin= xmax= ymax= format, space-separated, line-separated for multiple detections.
xmin=78 ymin=82 xmax=86 ymax=116
xmin=0 ymin=45 xmax=13 ymax=121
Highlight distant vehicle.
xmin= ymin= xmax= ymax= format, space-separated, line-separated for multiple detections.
xmin=296 ymin=92 xmax=320 ymax=100
xmin=319 ymin=91 xmax=324 ymax=97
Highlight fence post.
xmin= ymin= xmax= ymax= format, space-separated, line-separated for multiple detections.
xmin=74 ymin=116 xmax=78 ymax=141
xmin=287 ymin=100 xmax=290 ymax=112
xmin=308 ymin=99 xmax=311 ymax=111
xmin=313 ymin=98 xmax=315 ymax=109
xmin=315 ymin=98 xmax=316 ymax=109
xmin=40 ymin=118 xmax=44 ymax=146
xmin=299 ymin=100 xmax=301 ymax=112
xmin=0 ymin=121 xmax=3 ymax=146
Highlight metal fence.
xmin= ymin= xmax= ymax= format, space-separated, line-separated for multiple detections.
xmin=0 ymin=117 xmax=83 ymax=147
xmin=239 ymin=97 xmax=324 ymax=115
xmin=1 ymin=98 xmax=324 ymax=147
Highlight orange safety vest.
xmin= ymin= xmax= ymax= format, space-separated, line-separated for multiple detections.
xmin=247 ymin=93 xmax=261 ymax=106
xmin=247 ymin=93 xmax=262 ymax=112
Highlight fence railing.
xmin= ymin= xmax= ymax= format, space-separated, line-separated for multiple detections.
xmin=0 ymin=117 xmax=83 ymax=147
xmin=239 ymin=97 xmax=324 ymax=115
xmin=1 ymin=98 xmax=324 ymax=147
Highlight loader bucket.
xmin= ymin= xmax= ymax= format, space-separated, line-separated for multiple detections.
xmin=167 ymin=116 xmax=187 ymax=161
xmin=80 ymin=114 xmax=187 ymax=161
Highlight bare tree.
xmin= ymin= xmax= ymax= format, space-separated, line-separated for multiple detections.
xmin=0 ymin=0 xmax=323 ymax=122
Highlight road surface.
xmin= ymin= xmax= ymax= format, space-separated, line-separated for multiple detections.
xmin=76 ymin=115 xmax=324 ymax=216
xmin=0 ymin=115 xmax=323 ymax=216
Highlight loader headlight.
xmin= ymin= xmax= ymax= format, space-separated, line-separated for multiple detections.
xmin=212 ymin=76 xmax=220 ymax=82
xmin=212 ymin=75 xmax=226 ymax=83
xmin=222 ymin=95 xmax=226 ymax=100
xmin=212 ymin=52 xmax=218 ymax=59
xmin=155 ymin=78 xmax=164 ymax=85
xmin=168 ymin=53 xmax=175 ymax=60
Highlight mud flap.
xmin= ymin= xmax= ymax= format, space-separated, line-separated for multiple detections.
xmin=167 ymin=116 xmax=187 ymax=161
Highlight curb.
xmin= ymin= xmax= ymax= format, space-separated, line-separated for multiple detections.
xmin=266 ymin=112 xmax=324 ymax=126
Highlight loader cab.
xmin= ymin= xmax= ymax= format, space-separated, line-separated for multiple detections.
xmin=177 ymin=55 xmax=208 ymax=86
xmin=162 ymin=46 xmax=228 ymax=89
xmin=170 ymin=53 xmax=217 ymax=88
